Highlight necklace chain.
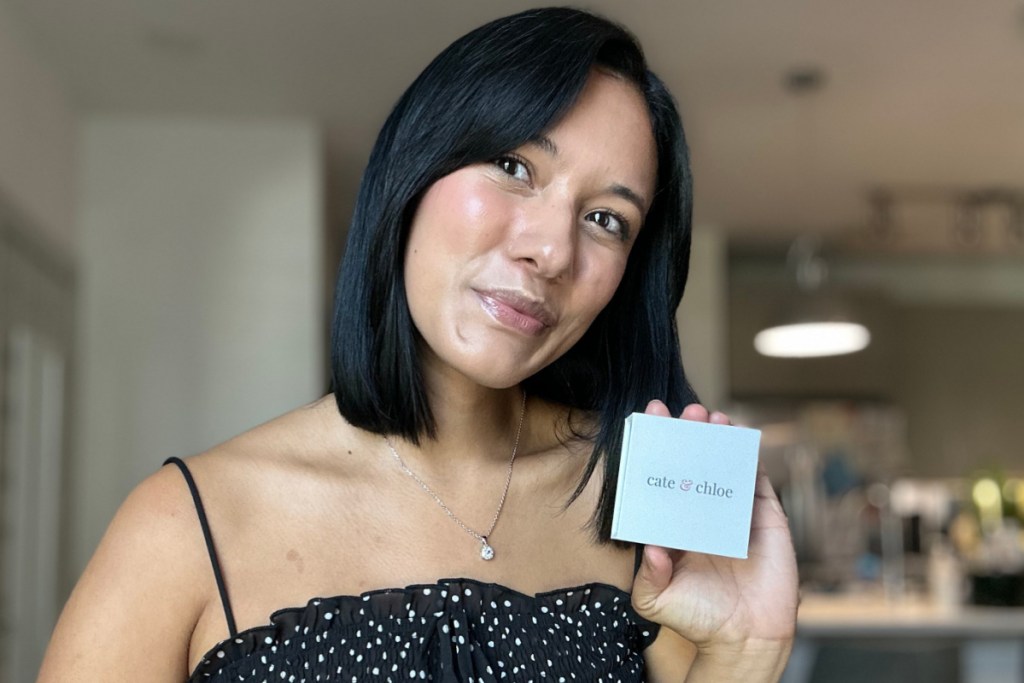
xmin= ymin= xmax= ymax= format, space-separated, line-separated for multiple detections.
xmin=384 ymin=391 xmax=527 ymax=560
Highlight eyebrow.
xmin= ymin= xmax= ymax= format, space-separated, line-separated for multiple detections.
xmin=528 ymin=135 xmax=649 ymax=213
xmin=528 ymin=135 xmax=559 ymax=156
xmin=609 ymin=184 xmax=648 ymax=215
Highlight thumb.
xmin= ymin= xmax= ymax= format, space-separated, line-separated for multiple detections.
xmin=630 ymin=545 xmax=673 ymax=618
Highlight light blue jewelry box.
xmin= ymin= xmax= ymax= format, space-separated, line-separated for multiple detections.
xmin=610 ymin=413 xmax=761 ymax=559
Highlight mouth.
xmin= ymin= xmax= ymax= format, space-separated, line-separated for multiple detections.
xmin=474 ymin=289 xmax=556 ymax=337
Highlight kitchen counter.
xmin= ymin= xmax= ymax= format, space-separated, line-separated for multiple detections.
xmin=783 ymin=592 xmax=1024 ymax=683
xmin=797 ymin=592 xmax=1024 ymax=638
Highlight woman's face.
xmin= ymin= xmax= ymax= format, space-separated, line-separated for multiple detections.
xmin=404 ymin=70 xmax=658 ymax=389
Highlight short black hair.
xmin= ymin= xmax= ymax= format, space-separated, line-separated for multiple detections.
xmin=330 ymin=6 xmax=698 ymax=541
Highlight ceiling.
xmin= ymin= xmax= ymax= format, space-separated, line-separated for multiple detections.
xmin=6 ymin=0 xmax=1024 ymax=241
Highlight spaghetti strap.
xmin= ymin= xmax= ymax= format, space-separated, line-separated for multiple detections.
xmin=163 ymin=456 xmax=239 ymax=638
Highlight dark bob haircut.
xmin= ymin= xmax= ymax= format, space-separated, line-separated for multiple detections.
xmin=331 ymin=6 xmax=698 ymax=541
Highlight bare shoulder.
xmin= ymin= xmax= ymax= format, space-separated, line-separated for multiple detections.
xmin=38 ymin=459 xmax=217 ymax=681
xmin=39 ymin=396 xmax=353 ymax=682
xmin=177 ymin=395 xmax=369 ymax=525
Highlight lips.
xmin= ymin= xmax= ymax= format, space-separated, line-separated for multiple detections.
xmin=475 ymin=289 xmax=556 ymax=336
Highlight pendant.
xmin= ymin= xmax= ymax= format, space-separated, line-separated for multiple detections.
xmin=480 ymin=538 xmax=495 ymax=561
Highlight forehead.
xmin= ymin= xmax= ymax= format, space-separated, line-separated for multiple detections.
xmin=540 ymin=71 xmax=658 ymax=204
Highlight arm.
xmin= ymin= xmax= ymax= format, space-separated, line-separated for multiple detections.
xmin=633 ymin=402 xmax=799 ymax=683
xmin=37 ymin=464 xmax=211 ymax=682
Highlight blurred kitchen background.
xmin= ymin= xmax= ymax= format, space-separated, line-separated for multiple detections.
xmin=0 ymin=1 xmax=1022 ymax=682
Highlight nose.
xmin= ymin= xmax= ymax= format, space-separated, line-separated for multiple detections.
xmin=507 ymin=199 xmax=576 ymax=280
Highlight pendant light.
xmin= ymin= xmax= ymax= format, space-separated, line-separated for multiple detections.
xmin=754 ymin=67 xmax=870 ymax=358
xmin=754 ymin=236 xmax=871 ymax=358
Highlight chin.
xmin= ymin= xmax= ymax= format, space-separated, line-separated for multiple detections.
xmin=421 ymin=322 xmax=579 ymax=390
xmin=433 ymin=348 xmax=545 ymax=390
xmin=459 ymin=363 xmax=538 ymax=390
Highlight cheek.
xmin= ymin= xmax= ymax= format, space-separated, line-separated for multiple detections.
xmin=562 ymin=257 xmax=629 ymax=336
xmin=407 ymin=173 xmax=506 ymax=258
xmin=589 ymin=257 xmax=630 ymax=307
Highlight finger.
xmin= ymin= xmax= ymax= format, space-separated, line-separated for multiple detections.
xmin=630 ymin=545 xmax=673 ymax=615
xmin=679 ymin=403 xmax=709 ymax=421
xmin=755 ymin=466 xmax=779 ymax=500
xmin=644 ymin=400 xmax=672 ymax=417
xmin=751 ymin=466 xmax=788 ymax=523
xmin=708 ymin=411 xmax=731 ymax=425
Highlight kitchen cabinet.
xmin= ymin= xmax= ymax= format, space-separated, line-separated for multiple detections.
xmin=784 ymin=593 xmax=1024 ymax=683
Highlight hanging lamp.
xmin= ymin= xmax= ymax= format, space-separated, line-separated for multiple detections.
xmin=754 ymin=236 xmax=871 ymax=358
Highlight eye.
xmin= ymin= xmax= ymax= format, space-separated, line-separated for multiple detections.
xmin=586 ymin=210 xmax=630 ymax=241
xmin=492 ymin=155 xmax=531 ymax=183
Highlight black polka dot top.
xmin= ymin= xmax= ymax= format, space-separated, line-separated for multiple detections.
xmin=165 ymin=458 xmax=660 ymax=683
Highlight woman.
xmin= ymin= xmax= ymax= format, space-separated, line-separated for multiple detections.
xmin=39 ymin=7 xmax=797 ymax=682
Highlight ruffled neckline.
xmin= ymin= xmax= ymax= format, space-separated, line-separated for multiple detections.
xmin=189 ymin=577 xmax=657 ymax=680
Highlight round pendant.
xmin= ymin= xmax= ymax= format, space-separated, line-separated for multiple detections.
xmin=480 ymin=540 xmax=495 ymax=561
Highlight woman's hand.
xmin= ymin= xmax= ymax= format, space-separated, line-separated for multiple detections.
xmin=630 ymin=401 xmax=798 ymax=681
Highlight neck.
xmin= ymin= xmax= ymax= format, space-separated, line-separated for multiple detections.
xmin=412 ymin=380 xmax=527 ymax=466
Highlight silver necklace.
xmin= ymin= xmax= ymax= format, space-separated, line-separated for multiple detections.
xmin=384 ymin=391 xmax=527 ymax=561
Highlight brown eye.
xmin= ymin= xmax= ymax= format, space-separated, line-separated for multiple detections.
xmin=493 ymin=155 xmax=531 ymax=183
xmin=586 ymin=210 xmax=629 ymax=240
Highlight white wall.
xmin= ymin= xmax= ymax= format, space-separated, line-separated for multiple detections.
xmin=0 ymin=2 xmax=75 ymax=253
xmin=73 ymin=118 xmax=324 ymax=575
xmin=0 ymin=8 xmax=77 ymax=679
xmin=677 ymin=226 xmax=728 ymax=410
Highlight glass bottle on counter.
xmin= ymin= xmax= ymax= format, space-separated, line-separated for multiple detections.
xmin=926 ymin=534 xmax=963 ymax=610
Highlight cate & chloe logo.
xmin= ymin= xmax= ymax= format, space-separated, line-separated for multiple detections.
xmin=645 ymin=475 xmax=734 ymax=498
